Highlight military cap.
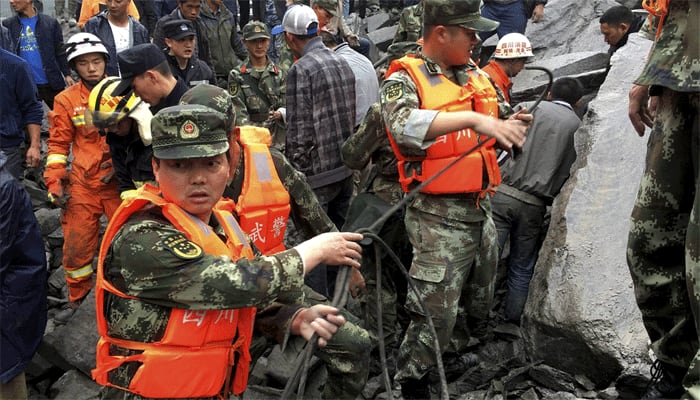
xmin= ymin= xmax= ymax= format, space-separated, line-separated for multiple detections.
xmin=312 ymin=0 xmax=338 ymax=16
xmin=242 ymin=21 xmax=271 ymax=40
xmin=163 ymin=20 xmax=197 ymax=40
xmin=423 ymin=0 xmax=499 ymax=32
xmin=114 ymin=43 xmax=166 ymax=96
xmin=151 ymin=104 xmax=230 ymax=160
xmin=179 ymin=84 xmax=236 ymax=134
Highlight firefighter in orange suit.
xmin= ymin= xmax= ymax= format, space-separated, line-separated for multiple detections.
xmin=481 ymin=32 xmax=533 ymax=104
xmin=44 ymin=33 xmax=122 ymax=323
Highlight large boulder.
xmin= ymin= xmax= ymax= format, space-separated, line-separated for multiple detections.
xmin=525 ymin=0 xmax=619 ymax=61
xmin=521 ymin=33 xmax=654 ymax=387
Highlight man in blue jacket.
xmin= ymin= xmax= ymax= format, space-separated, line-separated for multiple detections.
xmin=0 ymin=48 xmax=43 ymax=180
xmin=0 ymin=150 xmax=48 ymax=399
xmin=3 ymin=0 xmax=73 ymax=109
xmin=84 ymin=0 xmax=150 ymax=77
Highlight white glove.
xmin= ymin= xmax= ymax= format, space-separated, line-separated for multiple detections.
xmin=130 ymin=101 xmax=153 ymax=146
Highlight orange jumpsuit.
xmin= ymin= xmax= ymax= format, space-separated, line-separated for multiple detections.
xmin=482 ymin=60 xmax=513 ymax=104
xmin=45 ymin=81 xmax=122 ymax=303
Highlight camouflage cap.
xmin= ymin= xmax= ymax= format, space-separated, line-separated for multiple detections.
xmin=151 ymin=104 xmax=230 ymax=160
xmin=423 ymin=0 xmax=499 ymax=32
xmin=242 ymin=21 xmax=271 ymax=40
xmin=179 ymin=84 xmax=236 ymax=134
xmin=313 ymin=0 xmax=338 ymax=16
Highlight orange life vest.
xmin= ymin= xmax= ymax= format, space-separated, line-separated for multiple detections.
xmin=92 ymin=184 xmax=257 ymax=398
xmin=234 ymin=126 xmax=291 ymax=254
xmin=385 ymin=55 xmax=501 ymax=194
xmin=482 ymin=61 xmax=512 ymax=104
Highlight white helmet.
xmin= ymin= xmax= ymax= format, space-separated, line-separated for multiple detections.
xmin=493 ymin=33 xmax=533 ymax=59
xmin=65 ymin=32 xmax=109 ymax=63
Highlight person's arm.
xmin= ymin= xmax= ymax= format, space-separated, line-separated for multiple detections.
xmin=25 ymin=124 xmax=41 ymax=169
xmin=52 ymin=18 xmax=73 ymax=85
xmin=341 ymin=102 xmax=383 ymax=170
xmin=284 ymin=66 xmax=310 ymax=172
xmin=230 ymin=18 xmax=248 ymax=62
xmin=16 ymin=61 xmax=43 ymax=169
xmin=44 ymin=97 xmax=75 ymax=206
xmin=531 ymin=3 xmax=545 ymax=22
xmin=381 ymin=72 xmax=528 ymax=153
xmin=271 ymin=149 xmax=337 ymax=239
xmin=227 ymin=69 xmax=251 ymax=126
xmin=111 ymin=218 xmax=362 ymax=309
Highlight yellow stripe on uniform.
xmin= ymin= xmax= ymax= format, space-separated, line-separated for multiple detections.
xmin=46 ymin=154 xmax=68 ymax=166
xmin=71 ymin=115 xmax=86 ymax=126
xmin=65 ymin=264 xmax=93 ymax=279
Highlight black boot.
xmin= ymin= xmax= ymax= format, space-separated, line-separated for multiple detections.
xmin=400 ymin=376 xmax=431 ymax=400
xmin=642 ymin=360 xmax=686 ymax=399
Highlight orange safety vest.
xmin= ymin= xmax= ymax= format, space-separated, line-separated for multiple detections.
xmin=385 ymin=55 xmax=501 ymax=194
xmin=92 ymin=185 xmax=257 ymax=398
xmin=234 ymin=126 xmax=291 ymax=255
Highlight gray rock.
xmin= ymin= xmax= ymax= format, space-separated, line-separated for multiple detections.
xmin=512 ymin=52 xmax=609 ymax=104
xmin=525 ymin=0 xmax=619 ymax=61
xmin=42 ymin=291 xmax=99 ymax=376
xmin=521 ymin=34 xmax=654 ymax=387
xmin=529 ymin=364 xmax=576 ymax=392
xmin=366 ymin=12 xmax=392 ymax=32
xmin=367 ymin=25 xmax=398 ymax=52
xmin=34 ymin=208 xmax=62 ymax=236
xmin=48 ymin=370 xmax=101 ymax=400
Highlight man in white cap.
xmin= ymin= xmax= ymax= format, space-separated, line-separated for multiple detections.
xmin=272 ymin=4 xmax=356 ymax=298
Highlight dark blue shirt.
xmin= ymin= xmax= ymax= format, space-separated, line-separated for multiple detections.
xmin=0 ymin=49 xmax=43 ymax=148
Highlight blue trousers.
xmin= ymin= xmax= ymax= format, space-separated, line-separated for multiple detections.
xmin=479 ymin=1 xmax=528 ymax=44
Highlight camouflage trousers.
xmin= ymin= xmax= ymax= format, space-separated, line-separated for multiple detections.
xmin=626 ymin=90 xmax=699 ymax=394
xmin=394 ymin=205 xmax=498 ymax=382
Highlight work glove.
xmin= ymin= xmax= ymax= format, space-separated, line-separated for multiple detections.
xmin=48 ymin=182 xmax=70 ymax=209
xmin=130 ymin=101 xmax=153 ymax=146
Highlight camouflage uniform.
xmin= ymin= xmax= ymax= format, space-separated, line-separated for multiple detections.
xmin=392 ymin=1 xmax=423 ymax=45
xmin=380 ymin=0 xmax=502 ymax=389
xmin=626 ymin=0 xmax=700 ymax=393
xmin=228 ymin=21 xmax=288 ymax=150
xmin=228 ymin=58 xmax=287 ymax=150
xmin=179 ymin=85 xmax=370 ymax=399
xmin=341 ymin=103 xmax=410 ymax=350
xmin=98 ymin=106 xmax=308 ymax=399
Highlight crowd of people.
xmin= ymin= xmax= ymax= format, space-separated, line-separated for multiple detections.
xmin=1 ymin=0 xmax=698 ymax=399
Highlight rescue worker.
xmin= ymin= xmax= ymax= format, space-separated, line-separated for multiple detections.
xmin=44 ymin=33 xmax=122 ymax=323
xmin=379 ymin=0 xmax=530 ymax=397
xmin=180 ymin=84 xmax=371 ymax=399
xmin=162 ymin=19 xmax=215 ymax=87
xmin=482 ymin=32 xmax=533 ymax=104
xmin=93 ymin=104 xmax=364 ymax=399
xmin=228 ymin=21 xmax=287 ymax=150
xmin=86 ymin=77 xmax=156 ymax=198
xmin=391 ymin=0 xmax=423 ymax=45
